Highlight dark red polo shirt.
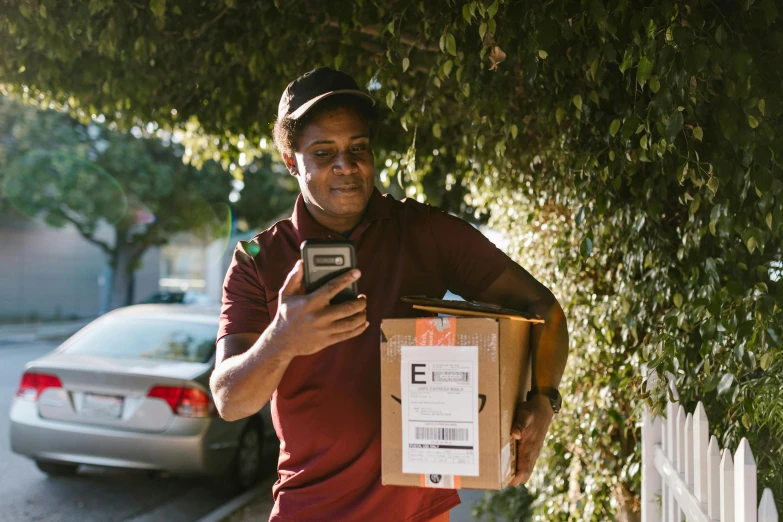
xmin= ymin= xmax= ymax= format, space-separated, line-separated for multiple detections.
xmin=218 ymin=188 xmax=510 ymax=522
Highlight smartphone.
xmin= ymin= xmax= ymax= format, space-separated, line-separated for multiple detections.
xmin=300 ymin=240 xmax=358 ymax=304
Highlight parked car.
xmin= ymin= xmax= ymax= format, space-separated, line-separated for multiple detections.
xmin=141 ymin=290 xmax=214 ymax=306
xmin=9 ymin=304 xmax=275 ymax=493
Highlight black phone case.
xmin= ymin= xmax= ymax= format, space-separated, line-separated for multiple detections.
xmin=300 ymin=240 xmax=358 ymax=304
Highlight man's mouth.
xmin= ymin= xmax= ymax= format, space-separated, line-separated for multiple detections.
xmin=331 ymin=185 xmax=362 ymax=194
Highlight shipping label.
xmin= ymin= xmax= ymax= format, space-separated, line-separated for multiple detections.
xmin=400 ymin=345 xmax=480 ymax=477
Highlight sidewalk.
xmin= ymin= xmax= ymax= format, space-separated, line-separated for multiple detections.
xmin=0 ymin=319 xmax=92 ymax=344
xmin=217 ymin=488 xmax=487 ymax=522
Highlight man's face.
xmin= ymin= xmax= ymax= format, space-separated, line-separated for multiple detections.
xmin=285 ymin=106 xmax=375 ymax=226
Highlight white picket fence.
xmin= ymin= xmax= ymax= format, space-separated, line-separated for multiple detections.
xmin=641 ymin=376 xmax=779 ymax=522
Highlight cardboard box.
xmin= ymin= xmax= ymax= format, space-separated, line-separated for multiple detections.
xmin=380 ymin=297 xmax=543 ymax=490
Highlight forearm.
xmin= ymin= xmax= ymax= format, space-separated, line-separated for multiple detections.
xmin=210 ymin=325 xmax=292 ymax=421
xmin=528 ymin=301 xmax=569 ymax=390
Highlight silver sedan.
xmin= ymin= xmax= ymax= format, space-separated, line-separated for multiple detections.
xmin=9 ymin=304 xmax=275 ymax=492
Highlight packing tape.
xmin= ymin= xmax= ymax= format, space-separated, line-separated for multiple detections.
xmin=415 ymin=317 xmax=461 ymax=489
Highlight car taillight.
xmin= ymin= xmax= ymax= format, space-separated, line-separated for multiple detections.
xmin=147 ymin=386 xmax=214 ymax=417
xmin=16 ymin=372 xmax=63 ymax=401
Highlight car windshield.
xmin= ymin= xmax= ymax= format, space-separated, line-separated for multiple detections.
xmin=64 ymin=315 xmax=217 ymax=363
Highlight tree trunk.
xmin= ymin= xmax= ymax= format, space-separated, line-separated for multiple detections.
xmin=107 ymin=229 xmax=146 ymax=310
xmin=107 ymin=243 xmax=135 ymax=310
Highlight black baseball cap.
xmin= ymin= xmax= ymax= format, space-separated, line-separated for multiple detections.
xmin=277 ymin=67 xmax=375 ymax=121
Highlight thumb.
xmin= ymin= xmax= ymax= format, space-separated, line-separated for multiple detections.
xmin=512 ymin=406 xmax=534 ymax=439
xmin=280 ymin=260 xmax=304 ymax=297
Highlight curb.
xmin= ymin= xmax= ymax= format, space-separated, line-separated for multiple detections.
xmin=194 ymin=480 xmax=272 ymax=522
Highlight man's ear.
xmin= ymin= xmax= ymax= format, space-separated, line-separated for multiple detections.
xmin=283 ymin=152 xmax=298 ymax=176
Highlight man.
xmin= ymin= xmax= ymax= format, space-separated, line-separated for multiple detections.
xmin=210 ymin=67 xmax=569 ymax=522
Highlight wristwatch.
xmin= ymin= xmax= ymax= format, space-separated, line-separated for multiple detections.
xmin=527 ymin=387 xmax=562 ymax=414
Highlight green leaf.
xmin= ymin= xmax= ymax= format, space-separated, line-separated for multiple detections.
xmin=462 ymin=83 xmax=470 ymax=97
xmin=580 ymin=237 xmax=593 ymax=257
xmin=640 ymin=134 xmax=648 ymax=150
xmin=432 ymin=123 xmax=441 ymax=138
xmin=462 ymin=4 xmax=472 ymax=23
xmin=538 ymin=50 xmax=548 ymax=60
xmin=758 ymin=98 xmax=766 ymax=116
xmin=573 ymin=94 xmax=583 ymax=111
xmin=150 ymin=0 xmax=166 ymax=19
xmin=387 ymin=21 xmax=395 ymax=36
xmin=439 ymin=34 xmax=446 ymax=53
xmin=386 ymin=90 xmax=396 ymax=110
xmin=766 ymin=212 xmax=773 ymax=230
xmin=674 ymin=293 xmax=683 ymax=309
xmin=619 ymin=47 xmax=634 ymax=73
xmin=649 ymin=76 xmax=661 ymax=93
xmin=760 ymin=352 xmax=773 ymax=370
xmin=747 ymin=234 xmax=757 ymax=253
xmin=511 ymin=124 xmax=518 ymax=139
xmin=693 ymin=126 xmax=703 ymax=141
xmin=479 ymin=23 xmax=487 ymax=41
xmin=707 ymin=176 xmax=719 ymax=195
xmin=556 ymin=107 xmax=566 ymax=125
xmin=487 ymin=0 xmax=499 ymax=18
xmin=609 ymin=119 xmax=621 ymax=137
xmin=402 ymin=57 xmax=410 ymax=73
xmin=636 ymin=56 xmax=653 ymax=86
xmin=39 ymin=5 xmax=47 ymax=18
xmin=716 ymin=25 xmax=726 ymax=45
xmin=665 ymin=111 xmax=684 ymax=142
xmin=446 ymin=34 xmax=457 ymax=56
xmin=748 ymin=114 xmax=759 ymax=128
xmin=717 ymin=373 xmax=735 ymax=395
xmin=442 ymin=59 xmax=453 ymax=77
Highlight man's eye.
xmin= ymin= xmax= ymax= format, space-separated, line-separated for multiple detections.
xmin=315 ymin=150 xmax=332 ymax=157
xmin=351 ymin=145 xmax=367 ymax=153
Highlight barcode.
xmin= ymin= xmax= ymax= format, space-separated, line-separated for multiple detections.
xmin=415 ymin=427 xmax=469 ymax=441
xmin=432 ymin=371 xmax=469 ymax=383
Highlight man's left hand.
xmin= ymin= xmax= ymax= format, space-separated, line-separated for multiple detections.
xmin=509 ymin=394 xmax=555 ymax=486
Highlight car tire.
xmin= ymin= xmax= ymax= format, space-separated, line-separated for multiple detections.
xmin=35 ymin=460 xmax=79 ymax=477
xmin=213 ymin=419 xmax=265 ymax=494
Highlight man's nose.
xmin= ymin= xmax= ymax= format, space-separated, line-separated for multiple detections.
xmin=333 ymin=150 xmax=358 ymax=174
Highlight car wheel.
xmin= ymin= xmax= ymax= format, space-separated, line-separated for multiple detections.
xmin=35 ymin=460 xmax=79 ymax=477
xmin=213 ymin=419 xmax=265 ymax=494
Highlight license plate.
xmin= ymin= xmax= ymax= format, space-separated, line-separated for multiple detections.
xmin=82 ymin=393 xmax=123 ymax=419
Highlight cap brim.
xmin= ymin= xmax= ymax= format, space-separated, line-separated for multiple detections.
xmin=288 ymin=90 xmax=376 ymax=120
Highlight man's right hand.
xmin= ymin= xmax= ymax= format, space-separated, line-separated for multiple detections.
xmin=269 ymin=260 xmax=368 ymax=358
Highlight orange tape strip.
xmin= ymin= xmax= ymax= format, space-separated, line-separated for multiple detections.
xmin=415 ymin=317 xmax=456 ymax=346
xmin=415 ymin=317 xmax=461 ymax=489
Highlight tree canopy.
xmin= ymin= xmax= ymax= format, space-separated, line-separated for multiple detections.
xmin=0 ymin=97 xmax=296 ymax=309
xmin=2 ymin=0 xmax=781 ymax=518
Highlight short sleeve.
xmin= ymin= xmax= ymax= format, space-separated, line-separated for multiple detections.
xmin=217 ymin=242 xmax=271 ymax=342
xmin=428 ymin=207 xmax=511 ymax=300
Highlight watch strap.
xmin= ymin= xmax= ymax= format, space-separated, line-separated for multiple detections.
xmin=526 ymin=386 xmax=562 ymax=414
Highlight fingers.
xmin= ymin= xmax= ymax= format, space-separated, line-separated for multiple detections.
xmin=512 ymin=407 xmax=534 ymax=439
xmin=321 ymin=296 xmax=367 ymax=321
xmin=314 ymin=269 xmax=361 ymax=302
xmin=331 ymin=318 xmax=370 ymax=343
xmin=329 ymin=309 xmax=368 ymax=334
xmin=280 ymin=260 xmax=305 ymax=297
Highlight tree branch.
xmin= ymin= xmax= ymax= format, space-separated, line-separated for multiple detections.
xmin=58 ymin=212 xmax=114 ymax=256
xmin=325 ymin=20 xmax=440 ymax=54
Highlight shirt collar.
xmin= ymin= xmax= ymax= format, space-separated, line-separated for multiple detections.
xmin=291 ymin=187 xmax=392 ymax=242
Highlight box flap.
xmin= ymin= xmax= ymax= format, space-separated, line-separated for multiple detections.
xmin=401 ymin=296 xmax=544 ymax=324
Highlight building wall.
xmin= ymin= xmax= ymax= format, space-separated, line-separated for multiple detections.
xmin=0 ymin=214 xmax=159 ymax=322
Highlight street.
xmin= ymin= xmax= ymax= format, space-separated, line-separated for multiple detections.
xmin=0 ymin=339 xmax=241 ymax=522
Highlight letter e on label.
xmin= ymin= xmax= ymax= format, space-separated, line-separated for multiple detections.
xmin=412 ymin=363 xmax=427 ymax=384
